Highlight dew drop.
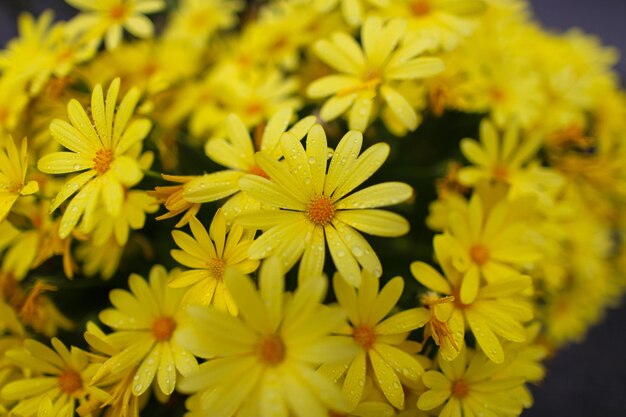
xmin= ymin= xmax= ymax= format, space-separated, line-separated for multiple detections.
xmin=352 ymin=246 xmax=363 ymax=257
xmin=308 ymin=156 xmax=316 ymax=164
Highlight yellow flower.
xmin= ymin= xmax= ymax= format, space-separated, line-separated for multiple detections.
xmin=38 ymin=78 xmax=152 ymax=239
xmin=176 ymin=257 xmax=355 ymax=417
xmin=381 ymin=0 xmax=487 ymax=51
xmin=319 ymin=272 xmax=429 ymax=409
xmin=76 ymin=237 xmax=124 ymax=280
xmin=83 ymin=190 xmax=158 ymax=246
xmin=438 ymin=192 xmax=540 ymax=304
xmin=165 ymin=0 xmax=243 ymax=47
xmin=66 ymin=0 xmax=166 ymax=50
xmin=170 ymin=210 xmax=259 ymax=314
xmin=458 ymin=119 xmax=564 ymax=203
xmin=237 ymin=124 xmax=413 ymax=286
xmin=308 ymin=16 xmax=444 ymax=132
xmin=0 ymin=11 xmax=97 ymax=95
xmin=0 ymin=76 xmax=29 ymax=135
xmin=178 ymin=109 xmax=316 ymax=225
xmin=92 ymin=265 xmax=198 ymax=397
xmin=314 ymin=0 xmax=390 ymax=27
xmin=151 ymin=174 xmax=201 ymax=228
xmin=417 ymin=346 xmax=526 ymax=417
xmin=0 ymin=137 xmax=39 ymax=223
xmin=1 ymin=338 xmax=109 ymax=417
xmin=411 ymin=235 xmax=534 ymax=364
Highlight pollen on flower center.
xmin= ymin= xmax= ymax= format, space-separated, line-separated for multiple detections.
xmin=257 ymin=334 xmax=286 ymax=366
xmin=110 ymin=4 xmax=127 ymax=21
xmin=249 ymin=165 xmax=269 ymax=179
xmin=7 ymin=181 xmax=23 ymax=193
xmin=58 ymin=369 xmax=82 ymax=394
xmin=306 ymin=196 xmax=335 ymax=226
xmin=207 ymin=257 xmax=225 ymax=280
xmin=353 ymin=325 xmax=376 ymax=350
xmin=152 ymin=316 xmax=176 ymax=342
xmin=411 ymin=0 xmax=431 ymax=16
xmin=493 ymin=164 xmax=509 ymax=181
xmin=93 ymin=148 xmax=114 ymax=175
xmin=452 ymin=380 xmax=469 ymax=398
xmin=469 ymin=244 xmax=490 ymax=265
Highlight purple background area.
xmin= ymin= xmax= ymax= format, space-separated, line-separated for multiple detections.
xmin=0 ymin=1 xmax=625 ymax=416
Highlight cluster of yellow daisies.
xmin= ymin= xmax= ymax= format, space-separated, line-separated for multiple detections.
xmin=1 ymin=0 xmax=625 ymax=416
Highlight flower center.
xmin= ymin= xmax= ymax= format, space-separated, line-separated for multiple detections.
xmin=411 ymin=0 xmax=431 ymax=16
xmin=469 ymin=244 xmax=490 ymax=265
xmin=257 ymin=334 xmax=286 ymax=366
xmin=58 ymin=369 xmax=82 ymax=394
xmin=207 ymin=257 xmax=225 ymax=280
xmin=93 ymin=148 xmax=114 ymax=175
xmin=452 ymin=380 xmax=469 ymax=398
xmin=110 ymin=4 xmax=128 ymax=21
xmin=353 ymin=325 xmax=376 ymax=350
xmin=306 ymin=196 xmax=335 ymax=226
xmin=493 ymin=164 xmax=508 ymax=181
xmin=152 ymin=317 xmax=176 ymax=342
xmin=6 ymin=181 xmax=23 ymax=193
xmin=249 ymin=165 xmax=269 ymax=179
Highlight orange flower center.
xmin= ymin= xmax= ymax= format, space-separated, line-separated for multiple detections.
xmin=93 ymin=148 xmax=114 ymax=175
xmin=245 ymin=102 xmax=263 ymax=116
xmin=353 ymin=325 xmax=376 ymax=350
xmin=452 ymin=380 xmax=469 ymax=398
xmin=110 ymin=4 xmax=128 ymax=21
xmin=152 ymin=317 xmax=176 ymax=342
xmin=58 ymin=369 xmax=82 ymax=394
xmin=493 ymin=164 xmax=509 ymax=181
xmin=306 ymin=196 xmax=335 ymax=226
xmin=257 ymin=334 xmax=286 ymax=366
xmin=249 ymin=165 xmax=269 ymax=179
xmin=207 ymin=257 xmax=225 ymax=280
xmin=469 ymin=244 xmax=490 ymax=265
xmin=411 ymin=0 xmax=431 ymax=16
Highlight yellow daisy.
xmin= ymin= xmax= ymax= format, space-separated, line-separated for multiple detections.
xmin=176 ymin=257 xmax=356 ymax=417
xmin=381 ymin=0 xmax=487 ymax=51
xmin=307 ymin=16 xmax=444 ymax=132
xmin=37 ymin=78 xmax=152 ymax=239
xmin=319 ymin=272 xmax=429 ymax=410
xmin=0 ymin=137 xmax=39 ymax=223
xmin=179 ymin=109 xmax=316 ymax=225
xmin=458 ymin=119 xmax=564 ymax=203
xmin=439 ymin=192 xmax=540 ymax=304
xmin=314 ymin=0 xmax=389 ymax=27
xmin=169 ymin=209 xmax=260 ymax=314
xmin=151 ymin=174 xmax=201 ymax=228
xmin=237 ymin=124 xmax=413 ymax=286
xmin=417 ymin=346 xmax=526 ymax=417
xmin=66 ymin=0 xmax=166 ymax=50
xmin=411 ymin=235 xmax=534 ymax=364
xmin=92 ymin=265 xmax=198 ymax=396
xmin=83 ymin=190 xmax=158 ymax=246
xmin=1 ymin=338 xmax=109 ymax=417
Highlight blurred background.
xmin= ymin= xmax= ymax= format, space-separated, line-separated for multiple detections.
xmin=0 ymin=1 xmax=624 ymax=416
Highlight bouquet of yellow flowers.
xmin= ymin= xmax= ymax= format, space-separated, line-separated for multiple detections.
xmin=1 ymin=1 xmax=625 ymax=416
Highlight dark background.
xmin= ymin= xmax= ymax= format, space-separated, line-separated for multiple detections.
xmin=0 ymin=1 xmax=624 ymax=416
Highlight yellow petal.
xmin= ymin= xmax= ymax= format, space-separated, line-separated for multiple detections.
xmin=332 ymin=143 xmax=390 ymax=200
xmin=335 ymin=209 xmax=409 ymax=237
xmin=369 ymin=349 xmax=404 ymax=409
xmin=37 ymin=152 xmax=93 ymax=174
xmin=410 ymin=261 xmax=452 ymax=295
xmin=157 ymin=342 xmax=177 ymax=395
xmin=325 ymin=224 xmax=361 ymax=287
xmin=343 ymin=351 xmax=367 ymax=409
xmin=376 ymin=308 xmax=430 ymax=334
xmin=132 ymin=344 xmax=161 ymax=395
